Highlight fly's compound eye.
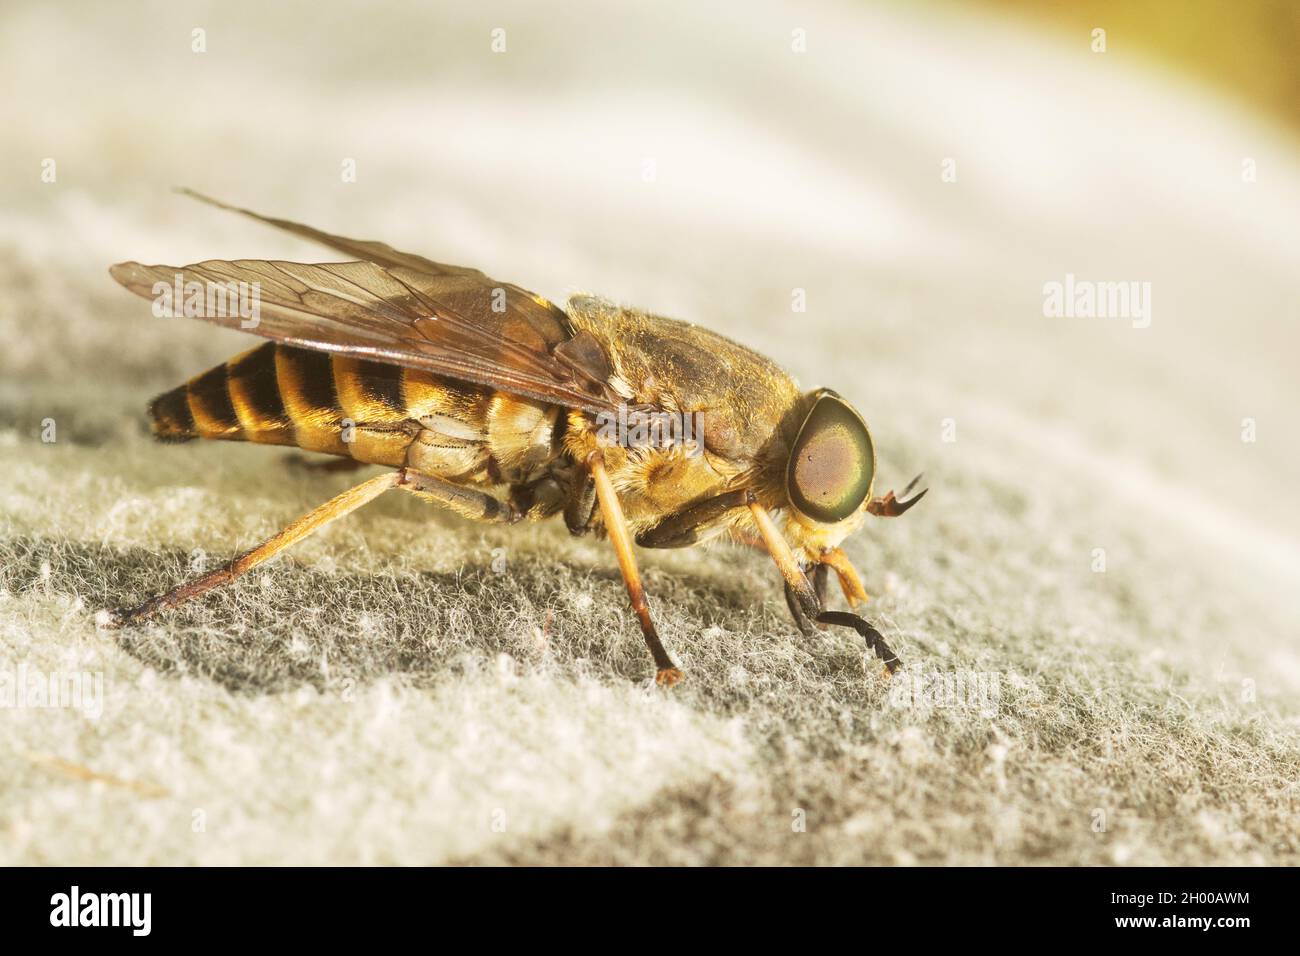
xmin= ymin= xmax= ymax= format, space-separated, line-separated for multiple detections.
xmin=786 ymin=393 xmax=875 ymax=524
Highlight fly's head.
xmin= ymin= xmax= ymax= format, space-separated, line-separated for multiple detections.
xmin=780 ymin=388 xmax=928 ymax=561
xmin=780 ymin=390 xmax=873 ymax=556
xmin=780 ymin=389 xmax=875 ymax=559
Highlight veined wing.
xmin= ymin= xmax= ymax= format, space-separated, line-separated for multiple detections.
xmin=176 ymin=188 xmax=483 ymax=279
xmin=109 ymin=256 xmax=622 ymax=416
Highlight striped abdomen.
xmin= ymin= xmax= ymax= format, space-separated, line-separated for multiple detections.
xmin=149 ymin=342 xmax=563 ymax=482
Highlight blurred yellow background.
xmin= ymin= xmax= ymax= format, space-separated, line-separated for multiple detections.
xmin=985 ymin=0 xmax=1300 ymax=129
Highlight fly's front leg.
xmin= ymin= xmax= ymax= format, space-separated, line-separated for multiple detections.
xmin=784 ymin=563 xmax=829 ymax=636
xmin=819 ymin=547 xmax=870 ymax=606
xmin=747 ymin=495 xmax=901 ymax=674
xmin=637 ymin=489 xmax=833 ymax=636
xmin=634 ymin=489 xmax=750 ymax=549
xmin=813 ymin=561 xmax=829 ymax=604
xmin=586 ymin=450 xmax=681 ymax=686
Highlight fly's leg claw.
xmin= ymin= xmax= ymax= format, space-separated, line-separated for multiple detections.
xmin=816 ymin=610 xmax=901 ymax=674
xmin=867 ymin=472 xmax=928 ymax=517
xmin=655 ymin=667 xmax=685 ymax=687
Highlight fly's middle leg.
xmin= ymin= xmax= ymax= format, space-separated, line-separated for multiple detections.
xmin=586 ymin=450 xmax=681 ymax=686
xmin=399 ymin=470 xmax=520 ymax=523
xmin=562 ymin=471 xmax=597 ymax=537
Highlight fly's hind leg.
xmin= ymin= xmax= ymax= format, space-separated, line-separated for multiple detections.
xmin=106 ymin=468 xmax=521 ymax=628
xmin=107 ymin=470 xmax=406 ymax=627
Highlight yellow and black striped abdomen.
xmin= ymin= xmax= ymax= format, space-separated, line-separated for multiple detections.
xmin=150 ymin=342 xmax=566 ymax=483
xmin=151 ymin=342 xmax=294 ymax=446
xmin=150 ymin=342 xmax=439 ymax=468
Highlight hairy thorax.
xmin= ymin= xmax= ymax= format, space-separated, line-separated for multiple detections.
xmin=563 ymin=295 xmax=805 ymax=537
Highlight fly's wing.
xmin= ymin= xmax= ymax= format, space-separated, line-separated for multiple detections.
xmin=174 ymin=189 xmax=480 ymax=279
xmin=110 ymin=257 xmax=620 ymax=415
xmin=174 ymin=192 xmax=595 ymax=358
xmin=111 ymin=243 xmax=624 ymax=415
